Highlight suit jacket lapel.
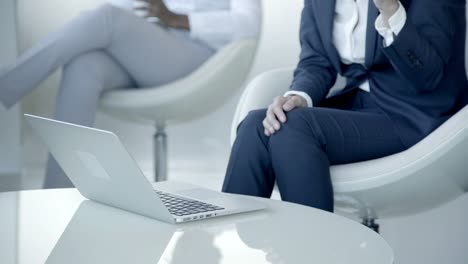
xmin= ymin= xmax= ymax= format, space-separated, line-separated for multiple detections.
xmin=315 ymin=0 xmax=341 ymax=72
xmin=365 ymin=1 xmax=379 ymax=68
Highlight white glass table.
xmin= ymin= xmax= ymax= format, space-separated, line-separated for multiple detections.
xmin=0 ymin=182 xmax=394 ymax=263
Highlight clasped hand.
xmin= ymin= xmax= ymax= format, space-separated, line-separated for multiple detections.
xmin=373 ymin=0 xmax=398 ymax=10
xmin=134 ymin=0 xmax=171 ymax=20
xmin=133 ymin=0 xmax=189 ymax=29
xmin=373 ymin=0 xmax=399 ymax=20
xmin=263 ymin=95 xmax=307 ymax=137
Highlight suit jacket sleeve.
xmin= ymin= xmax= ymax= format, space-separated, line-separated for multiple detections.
xmin=382 ymin=0 xmax=464 ymax=92
xmin=290 ymin=2 xmax=338 ymax=104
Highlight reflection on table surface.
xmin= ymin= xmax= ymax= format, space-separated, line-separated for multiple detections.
xmin=0 ymin=188 xmax=393 ymax=264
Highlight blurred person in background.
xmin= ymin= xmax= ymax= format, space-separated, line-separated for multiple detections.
xmin=0 ymin=0 xmax=260 ymax=188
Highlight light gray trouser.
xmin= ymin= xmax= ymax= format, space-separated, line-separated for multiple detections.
xmin=0 ymin=4 xmax=214 ymax=188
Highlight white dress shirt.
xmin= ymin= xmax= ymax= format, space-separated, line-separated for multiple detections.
xmin=286 ymin=0 xmax=407 ymax=107
xmin=111 ymin=0 xmax=260 ymax=50
xmin=167 ymin=0 xmax=261 ymax=50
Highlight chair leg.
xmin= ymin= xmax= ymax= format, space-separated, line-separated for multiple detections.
xmin=362 ymin=218 xmax=380 ymax=233
xmin=154 ymin=125 xmax=167 ymax=182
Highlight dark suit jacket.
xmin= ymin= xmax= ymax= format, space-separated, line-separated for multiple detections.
xmin=290 ymin=0 xmax=468 ymax=147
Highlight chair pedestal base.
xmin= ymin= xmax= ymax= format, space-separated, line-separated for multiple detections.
xmin=154 ymin=126 xmax=167 ymax=182
xmin=362 ymin=218 xmax=380 ymax=233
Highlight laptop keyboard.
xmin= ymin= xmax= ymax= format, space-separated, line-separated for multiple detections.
xmin=155 ymin=191 xmax=225 ymax=217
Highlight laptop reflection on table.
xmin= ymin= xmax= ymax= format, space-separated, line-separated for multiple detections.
xmin=46 ymin=201 xmax=229 ymax=264
xmin=46 ymin=200 xmax=177 ymax=264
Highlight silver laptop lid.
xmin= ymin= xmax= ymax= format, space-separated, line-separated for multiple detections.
xmin=25 ymin=114 xmax=174 ymax=223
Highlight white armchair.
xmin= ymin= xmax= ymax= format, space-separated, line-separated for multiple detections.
xmin=231 ymin=67 xmax=468 ymax=232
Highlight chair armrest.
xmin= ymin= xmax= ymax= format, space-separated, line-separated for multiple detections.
xmin=230 ymin=67 xmax=295 ymax=145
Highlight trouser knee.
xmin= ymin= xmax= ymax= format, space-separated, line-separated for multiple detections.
xmin=269 ymin=108 xmax=324 ymax=150
xmin=235 ymin=109 xmax=267 ymax=139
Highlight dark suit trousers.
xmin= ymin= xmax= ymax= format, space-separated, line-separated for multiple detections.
xmin=222 ymin=90 xmax=407 ymax=212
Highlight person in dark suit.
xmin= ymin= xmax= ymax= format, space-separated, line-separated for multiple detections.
xmin=222 ymin=0 xmax=468 ymax=212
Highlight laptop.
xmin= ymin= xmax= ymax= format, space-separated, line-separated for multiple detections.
xmin=25 ymin=114 xmax=266 ymax=224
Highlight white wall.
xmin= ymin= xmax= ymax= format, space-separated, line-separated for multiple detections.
xmin=247 ymin=0 xmax=302 ymax=78
xmin=0 ymin=0 xmax=22 ymax=175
